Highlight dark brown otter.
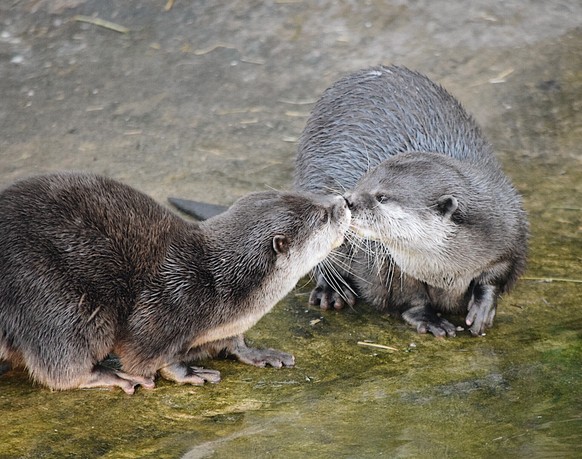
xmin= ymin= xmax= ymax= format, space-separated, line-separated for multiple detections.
xmin=294 ymin=65 xmax=528 ymax=337
xmin=0 ymin=172 xmax=350 ymax=393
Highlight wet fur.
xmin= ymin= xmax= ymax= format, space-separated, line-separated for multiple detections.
xmin=294 ymin=65 xmax=528 ymax=336
xmin=0 ymin=172 xmax=349 ymax=391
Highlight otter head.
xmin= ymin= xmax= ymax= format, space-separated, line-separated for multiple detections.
xmin=344 ymin=152 xmax=488 ymax=291
xmin=208 ymin=191 xmax=351 ymax=304
xmin=238 ymin=191 xmax=351 ymax=277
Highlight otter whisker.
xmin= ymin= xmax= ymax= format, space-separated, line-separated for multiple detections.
xmin=305 ymin=163 xmax=347 ymax=194
xmin=325 ymin=253 xmax=353 ymax=274
xmin=327 ymin=252 xmax=370 ymax=286
xmin=320 ymin=185 xmax=346 ymax=196
xmin=362 ymin=142 xmax=372 ymax=173
xmin=318 ymin=262 xmax=352 ymax=303
xmin=385 ymin=260 xmax=395 ymax=292
xmin=328 ymin=250 xmax=364 ymax=268
xmin=324 ymin=257 xmax=360 ymax=294
xmin=321 ymin=257 xmax=358 ymax=296
xmin=298 ymin=275 xmax=315 ymax=291
xmin=344 ymin=230 xmax=371 ymax=254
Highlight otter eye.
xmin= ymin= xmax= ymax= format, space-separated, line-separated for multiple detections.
xmin=319 ymin=209 xmax=330 ymax=224
xmin=375 ymin=194 xmax=389 ymax=204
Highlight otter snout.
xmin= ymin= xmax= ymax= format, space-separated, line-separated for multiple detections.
xmin=344 ymin=192 xmax=353 ymax=209
xmin=327 ymin=195 xmax=351 ymax=249
xmin=331 ymin=194 xmax=349 ymax=220
xmin=344 ymin=192 xmax=375 ymax=212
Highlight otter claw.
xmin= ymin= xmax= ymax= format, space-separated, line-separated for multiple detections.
xmin=466 ymin=304 xmax=496 ymax=336
xmin=309 ymin=282 xmax=356 ymax=311
xmin=466 ymin=285 xmax=497 ymax=336
xmin=159 ymin=363 xmax=221 ymax=385
xmin=403 ymin=306 xmax=457 ymax=338
xmin=420 ymin=321 xmax=457 ymax=338
xmin=232 ymin=346 xmax=295 ymax=368
xmin=79 ymin=366 xmax=155 ymax=394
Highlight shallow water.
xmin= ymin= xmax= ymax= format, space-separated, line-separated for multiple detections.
xmin=1 ymin=1 xmax=581 ymax=458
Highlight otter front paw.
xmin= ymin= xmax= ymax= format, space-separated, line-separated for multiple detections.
xmin=309 ymin=278 xmax=356 ymax=310
xmin=402 ymin=305 xmax=459 ymax=338
xmin=466 ymin=284 xmax=497 ymax=336
xmin=159 ymin=363 xmax=221 ymax=385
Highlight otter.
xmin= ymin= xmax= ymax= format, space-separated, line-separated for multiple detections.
xmin=294 ymin=65 xmax=528 ymax=337
xmin=0 ymin=172 xmax=350 ymax=393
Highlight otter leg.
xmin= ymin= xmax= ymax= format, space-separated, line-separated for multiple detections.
xmin=181 ymin=335 xmax=294 ymax=370
xmin=309 ymin=270 xmax=357 ymax=311
xmin=401 ymin=305 xmax=458 ymax=338
xmin=203 ymin=334 xmax=295 ymax=368
xmin=78 ymin=364 xmax=155 ymax=394
xmin=159 ymin=363 xmax=221 ymax=385
xmin=465 ymin=284 xmax=497 ymax=336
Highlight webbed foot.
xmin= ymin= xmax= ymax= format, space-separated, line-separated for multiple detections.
xmin=159 ymin=363 xmax=221 ymax=385
xmin=402 ymin=305 xmax=459 ymax=338
xmin=231 ymin=345 xmax=295 ymax=368
xmin=79 ymin=365 xmax=155 ymax=394
xmin=185 ymin=334 xmax=295 ymax=369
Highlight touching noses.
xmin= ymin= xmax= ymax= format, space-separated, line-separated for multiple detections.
xmin=343 ymin=193 xmax=354 ymax=210
xmin=331 ymin=195 xmax=350 ymax=220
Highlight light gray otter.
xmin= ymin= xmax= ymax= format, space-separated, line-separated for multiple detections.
xmin=0 ymin=172 xmax=350 ymax=393
xmin=294 ymin=65 xmax=528 ymax=337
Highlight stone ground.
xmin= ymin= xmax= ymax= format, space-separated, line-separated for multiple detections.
xmin=1 ymin=1 xmax=580 ymax=202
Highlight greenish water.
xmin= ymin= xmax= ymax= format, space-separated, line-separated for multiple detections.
xmin=1 ymin=159 xmax=581 ymax=458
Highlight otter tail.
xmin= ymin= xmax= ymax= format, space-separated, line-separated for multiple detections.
xmin=167 ymin=197 xmax=228 ymax=221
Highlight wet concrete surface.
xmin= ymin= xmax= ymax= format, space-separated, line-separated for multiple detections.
xmin=1 ymin=1 xmax=581 ymax=458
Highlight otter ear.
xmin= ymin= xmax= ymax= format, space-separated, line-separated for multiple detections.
xmin=272 ymin=235 xmax=289 ymax=254
xmin=437 ymin=195 xmax=458 ymax=219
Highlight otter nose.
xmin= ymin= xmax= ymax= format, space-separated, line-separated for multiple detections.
xmin=343 ymin=193 xmax=354 ymax=210
xmin=331 ymin=195 xmax=348 ymax=220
